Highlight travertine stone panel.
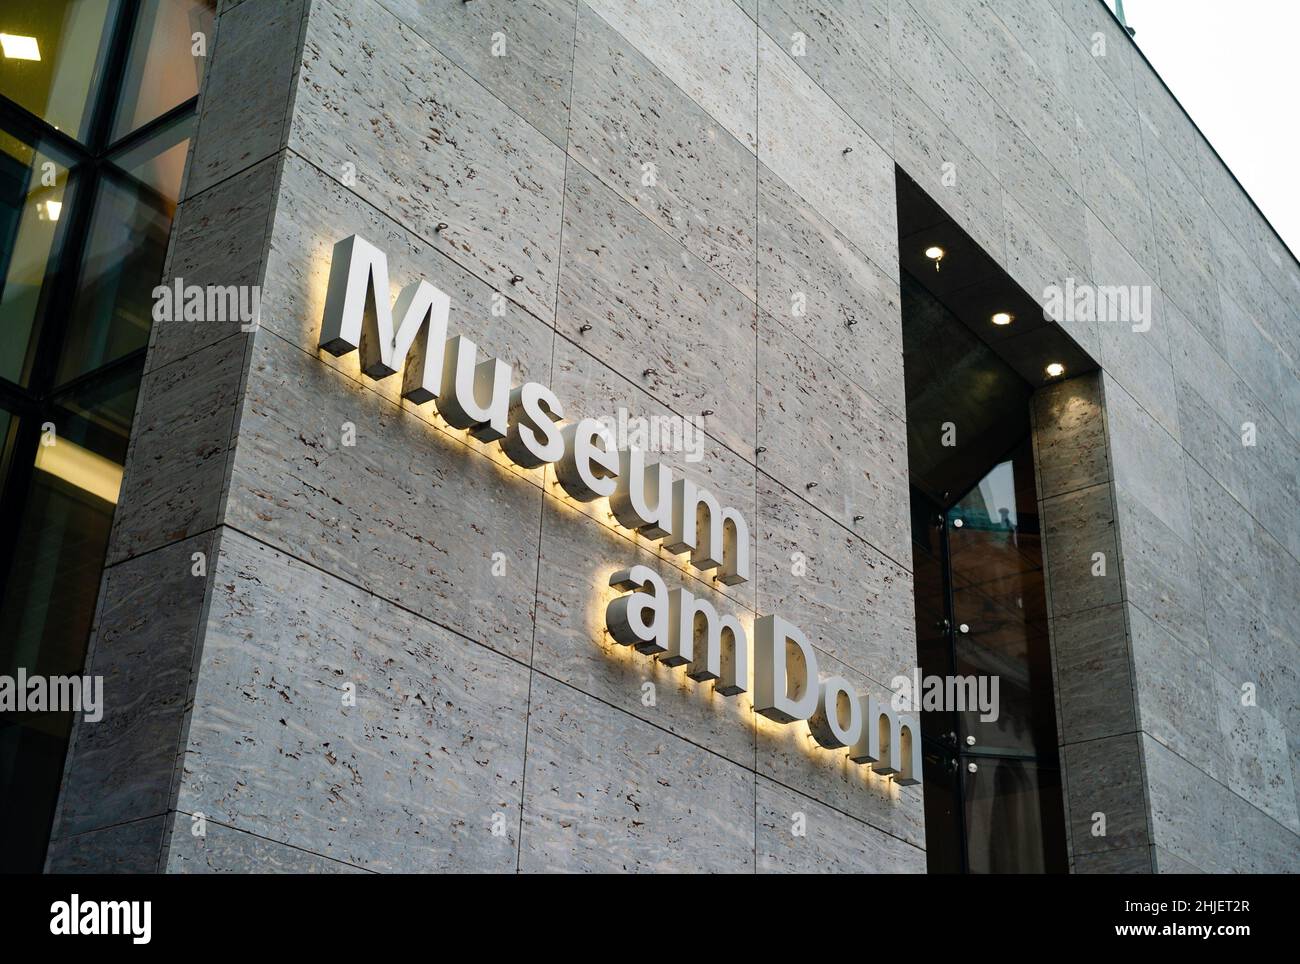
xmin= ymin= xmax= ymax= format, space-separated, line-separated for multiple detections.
xmin=1053 ymin=0 xmax=1138 ymax=105
xmin=1086 ymin=209 xmax=1167 ymax=358
xmin=1142 ymin=734 xmax=1232 ymax=872
xmin=49 ymin=533 xmax=215 ymax=840
xmin=890 ymin=0 xmax=997 ymax=176
xmin=533 ymin=496 xmax=756 ymax=769
xmin=556 ymin=164 xmax=757 ymax=461
xmin=994 ymin=111 xmax=1087 ymax=275
xmin=166 ymin=818 xmax=370 ymax=873
xmin=149 ymin=154 xmax=281 ymax=373
xmin=1064 ymin=734 xmax=1150 ymax=856
xmin=1211 ymin=671 xmax=1299 ymax=834
xmin=1074 ymin=846 xmax=1152 ymax=874
xmin=1142 ymin=134 xmax=1221 ymax=350
xmin=186 ymin=0 xmax=308 ymax=199
xmin=756 ymin=777 xmax=925 ymax=873
xmin=1051 ymin=602 xmax=1133 ymax=744
xmin=292 ymin=0 xmax=566 ymax=322
xmin=759 ymin=32 xmax=898 ymax=278
xmin=758 ymin=312 xmax=910 ymax=565
xmin=1172 ymin=376 xmax=1253 ymax=516
xmin=1132 ymin=59 xmax=1201 ymax=190
xmin=1039 ymin=482 xmax=1122 ymax=615
xmin=1128 ymin=605 xmax=1222 ymax=782
xmin=757 ymin=164 xmax=904 ymax=418
xmin=1105 ymin=377 xmax=1192 ymax=544
xmin=1031 ymin=373 xmax=1109 ymax=501
xmin=755 ymin=645 xmax=925 ymax=848
xmin=1002 ymin=192 xmax=1097 ymax=358
xmin=376 ymin=0 xmax=577 ymax=148
xmin=758 ymin=0 xmax=893 ymax=152
xmin=583 ymin=0 xmax=758 ymax=153
xmin=569 ymin=5 xmax=756 ymax=300
xmin=891 ymin=79 xmax=1005 ymax=265
xmin=258 ymin=151 xmax=555 ymax=481
xmin=107 ymin=338 xmax=247 ymax=566
xmin=1152 ymin=846 xmax=1203 ymax=874
xmin=45 ymin=817 xmax=169 ymax=874
xmin=547 ymin=336 xmax=757 ymax=610
xmin=977 ymin=11 xmax=1075 ymax=180
xmin=224 ymin=330 xmax=544 ymax=663
xmin=1112 ymin=496 xmax=1206 ymax=658
xmin=176 ymin=530 xmax=529 ymax=872
xmin=755 ymin=474 xmax=915 ymax=689
xmin=518 ymin=674 xmax=755 ymax=872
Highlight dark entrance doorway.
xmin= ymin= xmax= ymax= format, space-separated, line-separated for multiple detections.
xmin=898 ymin=170 xmax=1074 ymax=873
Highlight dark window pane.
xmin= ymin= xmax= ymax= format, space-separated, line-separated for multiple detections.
xmin=53 ymin=167 xmax=175 ymax=385
xmin=0 ymin=0 xmax=119 ymax=143
xmin=110 ymin=109 xmax=192 ymax=206
xmin=964 ymin=758 xmax=1067 ymax=873
xmin=0 ymin=365 xmax=137 ymax=679
xmin=948 ymin=442 xmax=1058 ymax=755
xmin=922 ymin=745 xmax=963 ymax=873
xmin=0 ymin=721 xmax=71 ymax=872
xmin=110 ymin=0 xmax=214 ymax=141
xmin=0 ymin=129 xmax=79 ymax=387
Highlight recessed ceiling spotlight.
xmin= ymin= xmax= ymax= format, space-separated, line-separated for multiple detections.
xmin=0 ymin=34 xmax=40 ymax=61
xmin=992 ymin=312 xmax=1013 ymax=326
xmin=924 ymin=246 xmax=944 ymax=272
xmin=1045 ymin=362 xmax=1065 ymax=378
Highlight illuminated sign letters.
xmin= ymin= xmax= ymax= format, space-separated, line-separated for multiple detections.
xmin=319 ymin=235 xmax=920 ymax=787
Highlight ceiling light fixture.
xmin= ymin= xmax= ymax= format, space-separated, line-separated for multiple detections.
xmin=992 ymin=312 xmax=1013 ymax=326
xmin=0 ymin=34 xmax=40 ymax=61
xmin=1045 ymin=362 xmax=1065 ymax=378
xmin=924 ymin=246 xmax=944 ymax=272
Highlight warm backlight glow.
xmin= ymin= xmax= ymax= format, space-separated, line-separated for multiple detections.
xmin=0 ymin=33 xmax=40 ymax=61
xmin=33 ymin=439 xmax=122 ymax=504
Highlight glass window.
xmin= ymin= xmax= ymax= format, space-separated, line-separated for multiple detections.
xmin=0 ymin=129 xmax=79 ymax=387
xmin=964 ymin=758 xmax=1066 ymax=874
xmin=53 ymin=116 xmax=191 ymax=384
xmin=901 ymin=219 xmax=1068 ymax=873
xmin=111 ymin=0 xmax=214 ymax=140
xmin=0 ymin=0 xmax=119 ymax=143
xmin=110 ymin=108 xmax=192 ymax=205
xmin=0 ymin=365 xmax=137 ymax=679
xmin=0 ymin=0 xmax=203 ymax=872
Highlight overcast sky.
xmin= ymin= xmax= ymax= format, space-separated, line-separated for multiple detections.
xmin=1113 ymin=0 xmax=1299 ymax=259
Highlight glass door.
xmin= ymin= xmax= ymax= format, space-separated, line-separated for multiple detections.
xmin=915 ymin=437 xmax=1067 ymax=873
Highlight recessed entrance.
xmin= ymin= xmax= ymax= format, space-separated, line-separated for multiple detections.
xmin=897 ymin=169 xmax=1094 ymax=873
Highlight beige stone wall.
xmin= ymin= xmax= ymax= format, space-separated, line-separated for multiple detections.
xmin=47 ymin=0 xmax=1299 ymax=873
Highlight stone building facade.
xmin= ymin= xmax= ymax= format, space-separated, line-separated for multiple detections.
xmin=45 ymin=0 xmax=1300 ymax=872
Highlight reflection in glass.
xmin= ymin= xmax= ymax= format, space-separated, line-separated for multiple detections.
xmin=0 ymin=0 xmax=118 ymax=142
xmin=0 ymin=365 xmax=137 ymax=871
xmin=948 ymin=440 xmax=1056 ymax=755
xmin=110 ymin=109 xmax=192 ymax=206
xmin=53 ymin=126 xmax=186 ymax=384
xmin=111 ymin=0 xmax=214 ymax=140
xmin=0 ymin=129 xmax=77 ymax=386
xmin=964 ymin=758 xmax=1065 ymax=874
